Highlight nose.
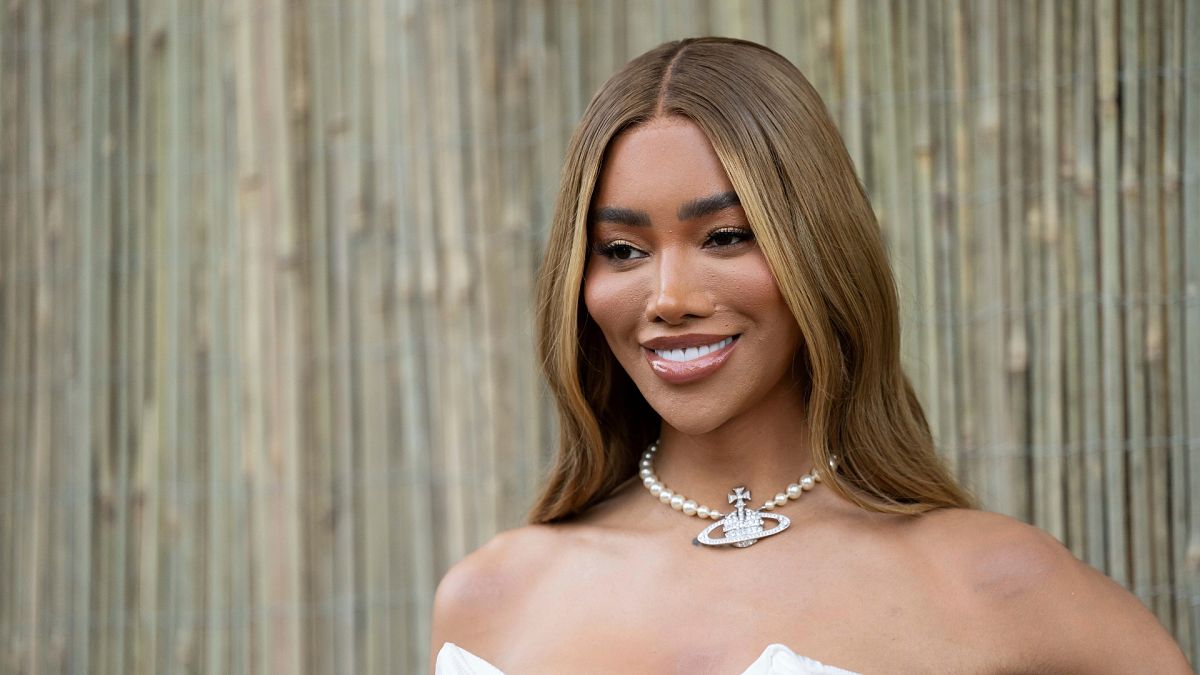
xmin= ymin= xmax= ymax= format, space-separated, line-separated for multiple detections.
xmin=645 ymin=248 xmax=713 ymax=324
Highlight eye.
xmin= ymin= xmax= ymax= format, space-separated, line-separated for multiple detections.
xmin=705 ymin=227 xmax=754 ymax=248
xmin=594 ymin=239 xmax=648 ymax=261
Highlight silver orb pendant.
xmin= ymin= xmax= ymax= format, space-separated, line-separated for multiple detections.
xmin=695 ymin=486 xmax=790 ymax=548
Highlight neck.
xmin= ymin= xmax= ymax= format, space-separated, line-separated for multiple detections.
xmin=651 ymin=387 xmax=817 ymax=513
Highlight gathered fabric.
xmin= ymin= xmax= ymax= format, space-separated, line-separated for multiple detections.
xmin=435 ymin=641 xmax=862 ymax=675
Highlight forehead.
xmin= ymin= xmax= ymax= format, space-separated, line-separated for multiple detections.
xmin=592 ymin=118 xmax=735 ymax=209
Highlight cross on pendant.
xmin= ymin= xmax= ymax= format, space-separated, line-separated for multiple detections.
xmin=728 ymin=486 xmax=751 ymax=509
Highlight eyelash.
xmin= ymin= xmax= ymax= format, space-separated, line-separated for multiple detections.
xmin=593 ymin=227 xmax=755 ymax=262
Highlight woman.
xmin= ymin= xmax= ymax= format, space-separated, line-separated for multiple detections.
xmin=430 ymin=37 xmax=1190 ymax=674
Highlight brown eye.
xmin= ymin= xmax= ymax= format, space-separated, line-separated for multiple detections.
xmin=595 ymin=240 xmax=648 ymax=261
xmin=706 ymin=228 xmax=754 ymax=248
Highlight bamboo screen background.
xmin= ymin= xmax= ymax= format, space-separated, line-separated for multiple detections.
xmin=2 ymin=1 xmax=1198 ymax=673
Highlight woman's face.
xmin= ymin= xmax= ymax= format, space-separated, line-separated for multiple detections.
xmin=583 ymin=117 xmax=804 ymax=435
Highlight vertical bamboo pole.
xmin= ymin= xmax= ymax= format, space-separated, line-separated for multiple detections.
xmin=949 ymin=0 xmax=978 ymax=496
xmin=23 ymin=2 xmax=50 ymax=671
xmin=1118 ymin=0 xmax=1151 ymax=608
xmin=836 ymin=0 xmax=863 ymax=175
xmin=1058 ymin=0 xmax=1087 ymax=562
xmin=0 ymin=2 xmax=17 ymax=667
xmin=312 ymin=1 xmax=359 ymax=671
xmin=463 ymin=0 xmax=504 ymax=544
xmin=429 ymin=0 xmax=475 ymax=568
xmin=1093 ymin=0 xmax=1128 ymax=588
xmin=1073 ymin=0 xmax=1106 ymax=572
xmin=1036 ymin=0 xmax=1066 ymax=542
xmin=395 ymin=0 xmax=438 ymax=670
xmin=908 ymin=0 xmax=942 ymax=465
xmin=73 ymin=4 xmax=111 ymax=671
xmin=47 ymin=3 xmax=77 ymax=672
xmin=111 ymin=0 xmax=135 ymax=670
xmin=515 ymin=0 xmax=549 ymax=511
xmin=0 ymin=0 xmax=11 ymax=665
xmin=1180 ymin=0 xmax=1200 ymax=659
xmin=998 ymin=0 xmax=1031 ymax=522
xmin=886 ymin=0 xmax=924 ymax=404
xmin=930 ymin=0 xmax=962 ymax=483
xmin=358 ymin=4 xmax=391 ymax=674
xmin=162 ymin=1 xmax=189 ymax=670
xmin=202 ymin=3 xmax=236 ymax=673
xmin=1139 ymin=0 xmax=1172 ymax=628
xmin=1160 ymin=0 xmax=1190 ymax=655
xmin=293 ymin=1 xmax=339 ymax=672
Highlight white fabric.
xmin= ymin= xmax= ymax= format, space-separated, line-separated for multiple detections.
xmin=435 ymin=641 xmax=862 ymax=674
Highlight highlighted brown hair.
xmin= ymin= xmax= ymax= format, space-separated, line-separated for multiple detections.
xmin=528 ymin=37 xmax=976 ymax=524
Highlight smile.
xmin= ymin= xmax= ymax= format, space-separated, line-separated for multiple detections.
xmin=642 ymin=334 xmax=740 ymax=384
xmin=652 ymin=336 xmax=735 ymax=362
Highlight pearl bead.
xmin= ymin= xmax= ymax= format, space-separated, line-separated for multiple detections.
xmin=649 ymin=483 xmax=663 ymax=497
xmin=761 ymin=501 xmax=774 ymax=510
xmin=800 ymin=475 xmax=815 ymax=491
xmin=697 ymin=505 xmax=710 ymax=518
xmin=786 ymin=483 xmax=802 ymax=499
xmin=641 ymin=458 xmax=652 ymax=468
xmin=670 ymin=494 xmax=685 ymax=510
xmin=640 ymin=468 xmax=653 ymax=479
xmin=682 ymin=499 xmax=698 ymax=515
xmin=774 ymin=493 xmax=788 ymax=506
xmin=659 ymin=489 xmax=674 ymax=504
xmin=643 ymin=475 xmax=657 ymax=488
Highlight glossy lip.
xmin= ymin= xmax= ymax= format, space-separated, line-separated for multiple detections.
xmin=642 ymin=334 xmax=740 ymax=384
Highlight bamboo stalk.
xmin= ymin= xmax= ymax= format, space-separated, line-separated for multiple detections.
xmin=836 ymin=0 xmax=863 ymax=175
xmin=1093 ymin=0 xmax=1128 ymax=589
xmin=25 ymin=2 xmax=49 ymax=671
xmin=110 ymin=1 xmax=134 ymax=669
xmin=0 ymin=2 xmax=17 ymax=668
xmin=949 ymin=0 xmax=978 ymax=498
xmin=358 ymin=3 xmax=391 ymax=674
xmin=996 ymin=0 xmax=1029 ymax=522
xmin=1180 ymin=0 xmax=1200 ymax=658
xmin=1160 ymin=0 xmax=1189 ymax=655
xmin=1057 ymin=0 xmax=1087 ymax=564
xmin=928 ymin=0 xmax=961 ymax=484
xmin=1036 ymin=0 xmax=1066 ymax=542
xmin=394 ymin=0 xmax=438 ymax=671
xmin=1118 ymin=0 xmax=1151 ymax=609
xmin=1073 ymin=0 xmax=1106 ymax=572
xmin=47 ymin=2 xmax=76 ymax=672
xmin=1140 ymin=0 xmax=1172 ymax=629
xmin=202 ymin=4 xmax=236 ymax=673
xmin=908 ymin=0 xmax=943 ymax=469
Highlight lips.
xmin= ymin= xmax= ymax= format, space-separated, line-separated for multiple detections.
xmin=641 ymin=333 xmax=740 ymax=384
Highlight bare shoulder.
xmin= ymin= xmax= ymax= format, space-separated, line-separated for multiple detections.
xmin=915 ymin=508 xmax=1192 ymax=674
xmin=427 ymin=524 xmax=559 ymax=673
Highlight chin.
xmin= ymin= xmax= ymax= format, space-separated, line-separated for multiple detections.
xmin=645 ymin=395 xmax=734 ymax=436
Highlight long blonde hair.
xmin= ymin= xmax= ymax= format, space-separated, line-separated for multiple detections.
xmin=528 ymin=37 xmax=976 ymax=524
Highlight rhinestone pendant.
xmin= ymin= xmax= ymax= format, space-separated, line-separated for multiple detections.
xmin=696 ymin=486 xmax=790 ymax=548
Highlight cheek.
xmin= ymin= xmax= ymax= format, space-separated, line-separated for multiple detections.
xmin=582 ymin=267 xmax=643 ymax=341
xmin=721 ymin=251 xmax=790 ymax=317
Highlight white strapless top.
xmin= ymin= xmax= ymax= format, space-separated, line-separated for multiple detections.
xmin=436 ymin=642 xmax=861 ymax=674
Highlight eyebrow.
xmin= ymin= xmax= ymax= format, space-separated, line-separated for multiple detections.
xmin=677 ymin=191 xmax=741 ymax=220
xmin=589 ymin=190 xmax=741 ymax=227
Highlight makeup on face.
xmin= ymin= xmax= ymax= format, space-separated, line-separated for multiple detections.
xmin=582 ymin=117 xmax=803 ymax=433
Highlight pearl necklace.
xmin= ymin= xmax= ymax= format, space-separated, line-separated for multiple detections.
xmin=639 ymin=440 xmax=836 ymax=548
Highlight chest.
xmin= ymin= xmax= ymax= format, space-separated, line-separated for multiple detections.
xmin=498 ymin=547 xmax=995 ymax=674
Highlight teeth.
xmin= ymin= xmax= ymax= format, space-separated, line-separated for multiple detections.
xmin=654 ymin=336 xmax=734 ymax=362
